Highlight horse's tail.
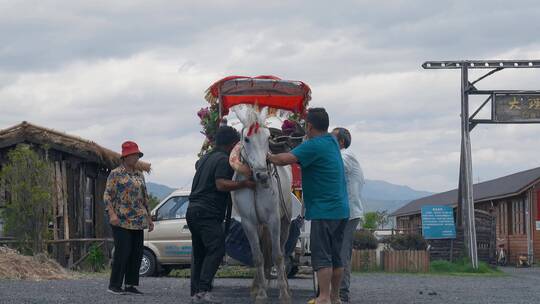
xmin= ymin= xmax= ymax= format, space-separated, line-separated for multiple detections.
xmin=259 ymin=225 xmax=273 ymax=280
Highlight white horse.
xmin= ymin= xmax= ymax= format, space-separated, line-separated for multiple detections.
xmin=231 ymin=105 xmax=293 ymax=304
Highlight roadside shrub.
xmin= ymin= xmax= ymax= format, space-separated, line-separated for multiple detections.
xmin=87 ymin=244 xmax=106 ymax=272
xmin=381 ymin=234 xmax=427 ymax=251
xmin=0 ymin=144 xmax=53 ymax=254
xmin=353 ymin=230 xmax=378 ymax=250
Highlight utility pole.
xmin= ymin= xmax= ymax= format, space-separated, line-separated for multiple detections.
xmin=422 ymin=60 xmax=540 ymax=269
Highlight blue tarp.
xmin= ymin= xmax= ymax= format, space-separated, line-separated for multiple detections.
xmin=225 ymin=217 xmax=303 ymax=266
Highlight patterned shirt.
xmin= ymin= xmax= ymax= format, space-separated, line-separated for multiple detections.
xmin=104 ymin=165 xmax=150 ymax=230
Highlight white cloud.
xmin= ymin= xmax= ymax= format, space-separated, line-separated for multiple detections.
xmin=2 ymin=0 xmax=540 ymax=193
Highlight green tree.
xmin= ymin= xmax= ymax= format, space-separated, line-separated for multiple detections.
xmin=362 ymin=212 xmax=379 ymax=229
xmin=0 ymin=144 xmax=53 ymax=254
xmin=148 ymin=193 xmax=161 ymax=210
xmin=376 ymin=210 xmax=390 ymax=229
xmin=362 ymin=210 xmax=390 ymax=230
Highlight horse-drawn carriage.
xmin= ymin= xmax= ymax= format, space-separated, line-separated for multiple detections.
xmin=198 ymin=75 xmax=312 ymax=302
xmin=200 ymin=74 xmax=311 ymax=203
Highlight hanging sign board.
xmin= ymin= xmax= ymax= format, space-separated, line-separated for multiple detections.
xmin=493 ymin=94 xmax=540 ymax=122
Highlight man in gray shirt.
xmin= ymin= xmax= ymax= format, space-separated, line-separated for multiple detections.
xmin=332 ymin=127 xmax=365 ymax=303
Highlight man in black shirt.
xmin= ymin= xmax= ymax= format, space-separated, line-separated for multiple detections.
xmin=187 ymin=126 xmax=255 ymax=304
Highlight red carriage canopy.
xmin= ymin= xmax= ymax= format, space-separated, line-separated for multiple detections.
xmin=205 ymin=75 xmax=311 ymax=116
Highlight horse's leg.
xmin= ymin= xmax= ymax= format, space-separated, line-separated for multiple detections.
xmin=280 ymin=216 xmax=292 ymax=293
xmin=269 ymin=215 xmax=291 ymax=304
xmin=277 ymin=167 xmax=293 ymax=296
xmin=232 ymin=178 xmax=266 ymax=301
xmin=280 ymin=216 xmax=291 ymax=257
xmin=242 ymin=220 xmax=267 ymax=303
xmin=260 ymin=226 xmax=273 ymax=281
xmin=276 ymin=166 xmax=292 ymax=259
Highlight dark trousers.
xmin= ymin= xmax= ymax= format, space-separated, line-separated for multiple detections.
xmin=339 ymin=218 xmax=361 ymax=302
xmin=186 ymin=208 xmax=225 ymax=296
xmin=109 ymin=225 xmax=144 ymax=289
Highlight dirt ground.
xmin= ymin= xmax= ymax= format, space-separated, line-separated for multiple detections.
xmin=1 ymin=267 xmax=540 ymax=303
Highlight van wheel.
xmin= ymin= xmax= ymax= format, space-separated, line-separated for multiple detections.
xmin=140 ymin=249 xmax=156 ymax=277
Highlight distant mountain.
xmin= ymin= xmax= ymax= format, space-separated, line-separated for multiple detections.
xmin=362 ymin=180 xmax=433 ymax=213
xmin=146 ymin=179 xmax=433 ymax=213
xmin=362 ymin=198 xmax=408 ymax=213
xmin=147 ymin=182 xmax=176 ymax=200
xmin=363 ymin=180 xmax=433 ymax=201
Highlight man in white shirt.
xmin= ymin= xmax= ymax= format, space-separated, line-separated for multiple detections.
xmin=332 ymin=127 xmax=365 ymax=304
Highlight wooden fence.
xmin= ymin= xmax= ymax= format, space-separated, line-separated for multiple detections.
xmin=382 ymin=250 xmax=429 ymax=272
xmin=351 ymin=249 xmax=377 ymax=271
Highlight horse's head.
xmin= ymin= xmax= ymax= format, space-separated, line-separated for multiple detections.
xmin=233 ymin=105 xmax=271 ymax=187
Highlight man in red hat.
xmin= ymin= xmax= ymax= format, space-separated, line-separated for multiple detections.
xmin=104 ymin=141 xmax=154 ymax=295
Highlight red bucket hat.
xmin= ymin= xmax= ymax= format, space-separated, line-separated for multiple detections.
xmin=121 ymin=141 xmax=144 ymax=158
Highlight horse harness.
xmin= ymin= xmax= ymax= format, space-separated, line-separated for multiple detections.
xmin=239 ymin=123 xmax=291 ymax=223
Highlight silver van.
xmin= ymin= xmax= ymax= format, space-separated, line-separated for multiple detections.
xmin=140 ymin=189 xmax=309 ymax=277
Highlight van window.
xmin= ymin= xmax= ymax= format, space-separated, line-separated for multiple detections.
xmin=156 ymin=196 xmax=189 ymax=220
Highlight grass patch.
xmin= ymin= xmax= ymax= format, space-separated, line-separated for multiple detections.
xmin=170 ymin=266 xmax=255 ymax=279
xmin=429 ymin=259 xmax=504 ymax=276
xmin=351 ymin=259 xmax=505 ymax=277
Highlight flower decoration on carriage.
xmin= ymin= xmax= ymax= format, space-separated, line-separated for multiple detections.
xmin=197 ymin=75 xmax=311 ymax=156
xmin=196 ymin=103 xmax=220 ymax=157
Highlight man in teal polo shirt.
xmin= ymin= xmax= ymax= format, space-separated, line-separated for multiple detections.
xmin=268 ymin=108 xmax=349 ymax=304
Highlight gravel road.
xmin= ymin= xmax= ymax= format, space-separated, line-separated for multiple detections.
xmin=1 ymin=267 xmax=540 ymax=303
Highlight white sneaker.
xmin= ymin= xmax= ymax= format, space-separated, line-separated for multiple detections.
xmin=191 ymin=293 xmax=203 ymax=303
xmin=107 ymin=287 xmax=125 ymax=295
xmin=199 ymin=292 xmax=223 ymax=304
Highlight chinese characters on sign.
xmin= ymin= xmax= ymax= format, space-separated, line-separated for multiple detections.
xmin=421 ymin=205 xmax=456 ymax=239
xmin=494 ymin=94 xmax=540 ymax=122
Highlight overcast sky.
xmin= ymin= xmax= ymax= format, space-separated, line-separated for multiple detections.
xmin=1 ymin=0 xmax=540 ymax=193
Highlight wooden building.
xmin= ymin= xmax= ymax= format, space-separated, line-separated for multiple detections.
xmin=0 ymin=122 xmax=150 ymax=266
xmin=392 ymin=167 xmax=540 ymax=264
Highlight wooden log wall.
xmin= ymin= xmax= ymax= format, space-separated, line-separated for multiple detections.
xmin=47 ymin=150 xmax=109 ymax=267
xmin=427 ymin=209 xmax=496 ymax=263
xmin=532 ymin=188 xmax=540 ymax=263
xmin=52 ymin=160 xmax=70 ymax=265
xmin=428 ymin=228 xmax=465 ymax=262
xmin=94 ymin=169 xmax=109 ymax=239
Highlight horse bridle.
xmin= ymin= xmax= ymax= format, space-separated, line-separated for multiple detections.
xmin=239 ymin=122 xmax=290 ymax=220
xmin=240 ymin=123 xmax=272 ymax=179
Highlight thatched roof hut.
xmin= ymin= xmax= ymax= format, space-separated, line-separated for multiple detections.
xmin=0 ymin=121 xmax=151 ymax=172
xmin=0 ymin=121 xmax=151 ymax=267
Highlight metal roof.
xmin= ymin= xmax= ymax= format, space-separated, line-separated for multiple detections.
xmin=391 ymin=167 xmax=540 ymax=217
